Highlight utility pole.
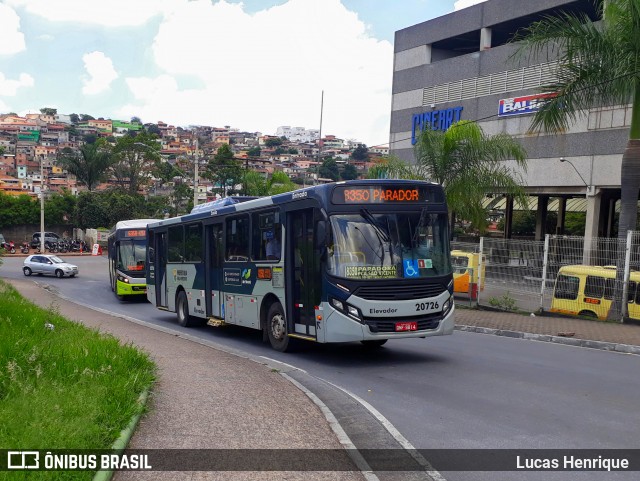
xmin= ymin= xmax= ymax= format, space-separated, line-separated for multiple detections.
xmin=40 ymin=154 xmax=45 ymax=253
xmin=193 ymin=136 xmax=199 ymax=207
xmin=316 ymin=90 xmax=324 ymax=185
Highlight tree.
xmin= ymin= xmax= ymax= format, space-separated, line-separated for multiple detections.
xmin=40 ymin=107 xmax=57 ymax=116
xmin=247 ymin=147 xmax=261 ymax=157
xmin=79 ymin=114 xmax=95 ymax=122
xmin=264 ymin=137 xmax=283 ymax=147
xmin=368 ymin=121 xmax=527 ymax=231
xmin=319 ymin=158 xmax=340 ymax=181
xmin=57 ymin=142 xmax=113 ymax=192
xmin=111 ymin=133 xmax=161 ymax=195
xmin=341 ymin=163 xmax=358 ymax=180
xmin=512 ymin=0 xmax=640 ymax=319
xmin=242 ymin=170 xmax=297 ymax=196
xmin=45 ymin=190 xmax=76 ymax=225
xmin=70 ymin=113 xmax=80 ymax=124
xmin=351 ymin=144 xmax=368 ymax=161
xmin=146 ymin=124 xmax=161 ymax=136
xmin=203 ymin=144 xmax=243 ymax=196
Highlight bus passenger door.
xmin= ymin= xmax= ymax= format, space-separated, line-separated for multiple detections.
xmin=206 ymin=224 xmax=224 ymax=318
xmin=155 ymin=232 xmax=168 ymax=308
xmin=287 ymin=209 xmax=320 ymax=338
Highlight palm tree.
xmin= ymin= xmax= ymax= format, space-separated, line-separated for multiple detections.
xmin=369 ymin=120 xmax=528 ymax=231
xmin=512 ymin=0 xmax=640 ymax=239
xmin=243 ymin=170 xmax=297 ymax=196
xmin=512 ymin=0 xmax=640 ymax=320
xmin=57 ymin=143 xmax=113 ymax=192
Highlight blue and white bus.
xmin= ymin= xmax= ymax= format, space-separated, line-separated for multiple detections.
xmin=146 ymin=180 xmax=455 ymax=351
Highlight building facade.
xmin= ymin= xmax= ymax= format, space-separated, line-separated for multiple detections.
xmin=390 ymin=0 xmax=626 ymax=240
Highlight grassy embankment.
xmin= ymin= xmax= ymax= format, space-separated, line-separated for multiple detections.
xmin=0 ymin=279 xmax=156 ymax=480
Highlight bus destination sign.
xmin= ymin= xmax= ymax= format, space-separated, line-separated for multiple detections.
xmin=333 ymin=186 xmax=430 ymax=204
xmin=125 ymin=229 xmax=146 ymax=238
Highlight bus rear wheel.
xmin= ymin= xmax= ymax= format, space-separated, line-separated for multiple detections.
xmin=266 ymin=302 xmax=292 ymax=352
xmin=177 ymin=290 xmax=197 ymax=327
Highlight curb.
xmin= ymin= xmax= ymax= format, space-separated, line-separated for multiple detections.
xmin=92 ymin=389 xmax=151 ymax=481
xmin=455 ymin=324 xmax=640 ymax=355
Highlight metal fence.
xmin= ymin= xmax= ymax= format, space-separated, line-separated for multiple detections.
xmin=451 ymin=232 xmax=640 ymax=322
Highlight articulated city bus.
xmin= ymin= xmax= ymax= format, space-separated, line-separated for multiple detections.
xmin=108 ymin=219 xmax=162 ymax=300
xmin=146 ymin=180 xmax=455 ymax=351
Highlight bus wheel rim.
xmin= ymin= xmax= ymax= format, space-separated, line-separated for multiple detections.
xmin=271 ymin=314 xmax=285 ymax=340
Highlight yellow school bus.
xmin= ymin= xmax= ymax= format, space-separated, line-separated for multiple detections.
xmin=550 ymin=265 xmax=640 ymax=320
xmin=451 ymin=250 xmax=485 ymax=299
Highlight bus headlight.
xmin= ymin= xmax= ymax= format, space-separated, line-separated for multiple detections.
xmin=330 ymin=297 xmax=362 ymax=321
xmin=330 ymin=297 xmax=344 ymax=311
xmin=117 ymin=275 xmax=130 ymax=284
xmin=442 ymin=296 xmax=453 ymax=316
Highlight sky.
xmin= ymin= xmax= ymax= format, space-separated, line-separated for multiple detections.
xmin=0 ymin=0 xmax=487 ymax=147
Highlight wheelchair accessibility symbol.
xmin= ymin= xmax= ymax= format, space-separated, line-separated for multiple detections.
xmin=403 ymin=260 xmax=419 ymax=278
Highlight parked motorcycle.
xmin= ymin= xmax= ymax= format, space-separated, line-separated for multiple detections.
xmin=0 ymin=240 xmax=16 ymax=254
xmin=20 ymin=242 xmax=30 ymax=254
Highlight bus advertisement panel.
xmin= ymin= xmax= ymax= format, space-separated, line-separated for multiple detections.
xmin=146 ymin=180 xmax=455 ymax=351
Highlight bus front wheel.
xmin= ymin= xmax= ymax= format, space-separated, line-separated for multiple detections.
xmin=177 ymin=291 xmax=196 ymax=327
xmin=266 ymin=302 xmax=292 ymax=352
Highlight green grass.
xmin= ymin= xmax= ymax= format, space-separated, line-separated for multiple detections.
xmin=0 ymin=280 xmax=156 ymax=480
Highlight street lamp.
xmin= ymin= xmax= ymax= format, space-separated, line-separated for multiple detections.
xmin=559 ymin=157 xmax=593 ymax=196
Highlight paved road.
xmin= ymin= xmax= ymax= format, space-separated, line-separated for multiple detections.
xmin=2 ymin=255 xmax=639 ymax=481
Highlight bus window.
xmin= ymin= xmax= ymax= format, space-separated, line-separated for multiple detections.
xmin=168 ymin=225 xmax=184 ymax=263
xmin=554 ymin=274 xmax=579 ymax=300
xmin=584 ymin=276 xmax=605 ymax=299
xmin=628 ymin=281 xmax=637 ymax=303
xmin=604 ymin=278 xmax=615 ymax=300
xmin=252 ymin=210 xmax=281 ymax=261
xmin=184 ymin=223 xmax=203 ymax=262
xmin=226 ymin=215 xmax=249 ymax=261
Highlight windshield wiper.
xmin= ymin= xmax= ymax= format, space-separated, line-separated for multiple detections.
xmin=360 ymin=208 xmax=390 ymax=242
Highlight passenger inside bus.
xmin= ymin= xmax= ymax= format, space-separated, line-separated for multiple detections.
xmin=265 ymin=230 xmax=281 ymax=260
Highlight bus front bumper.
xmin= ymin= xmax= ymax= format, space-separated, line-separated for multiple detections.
xmin=322 ymin=303 xmax=455 ymax=343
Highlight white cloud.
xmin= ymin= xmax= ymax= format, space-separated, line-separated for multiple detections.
xmin=81 ymin=51 xmax=118 ymax=95
xmin=454 ymin=0 xmax=488 ymax=10
xmin=5 ymin=0 xmax=169 ymax=27
xmin=0 ymin=72 xmax=34 ymax=96
xmin=124 ymin=0 xmax=393 ymax=145
xmin=0 ymin=3 xmax=26 ymax=55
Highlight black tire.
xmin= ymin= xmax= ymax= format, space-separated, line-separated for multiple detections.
xmin=23 ymin=267 xmax=32 ymax=276
xmin=69 ymin=274 xmax=75 ymax=278
xmin=266 ymin=302 xmax=293 ymax=352
xmin=176 ymin=290 xmax=196 ymax=327
xmin=361 ymin=339 xmax=388 ymax=348
xmin=10 ymin=248 xmax=16 ymax=254
xmin=55 ymin=269 xmax=64 ymax=278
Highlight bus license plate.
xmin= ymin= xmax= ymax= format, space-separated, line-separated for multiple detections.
xmin=395 ymin=321 xmax=418 ymax=332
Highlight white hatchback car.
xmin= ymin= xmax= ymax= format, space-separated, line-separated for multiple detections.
xmin=23 ymin=254 xmax=79 ymax=278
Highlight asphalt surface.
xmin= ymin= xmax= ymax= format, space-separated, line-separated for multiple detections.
xmin=1 ymin=254 xmax=640 ymax=479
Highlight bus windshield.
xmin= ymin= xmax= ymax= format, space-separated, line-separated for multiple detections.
xmin=117 ymin=239 xmax=147 ymax=277
xmin=327 ymin=210 xmax=451 ymax=280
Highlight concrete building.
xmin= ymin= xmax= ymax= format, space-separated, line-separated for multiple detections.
xmin=390 ymin=0 xmax=626 ymax=241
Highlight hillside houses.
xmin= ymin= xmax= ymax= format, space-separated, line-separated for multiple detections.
xmin=0 ymin=111 xmax=377 ymax=202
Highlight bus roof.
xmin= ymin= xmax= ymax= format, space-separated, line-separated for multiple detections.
xmin=112 ymin=219 xmax=164 ymax=233
xmin=147 ymin=179 xmax=445 ymax=230
xmin=557 ymin=265 xmax=619 ymax=277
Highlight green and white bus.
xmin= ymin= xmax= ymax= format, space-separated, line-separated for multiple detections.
xmin=146 ymin=180 xmax=455 ymax=351
xmin=108 ymin=219 xmax=162 ymax=300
